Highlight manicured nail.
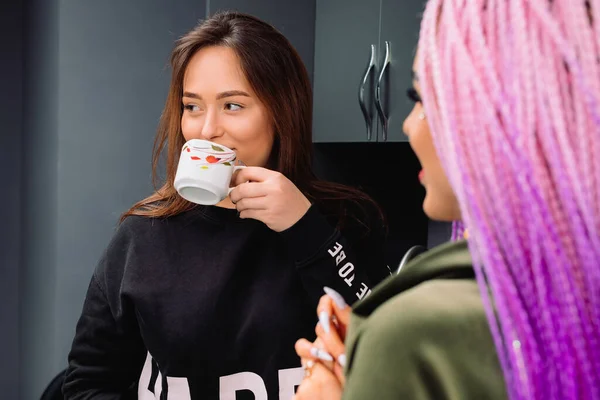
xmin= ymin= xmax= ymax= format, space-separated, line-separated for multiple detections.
xmin=338 ymin=354 xmax=347 ymax=368
xmin=310 ymin=347 xmax=333 ymax=362
xmin=324 ymin=287 xmax=347 ymax=309
xmin=319 ymin=310 xmax=330 ymax=334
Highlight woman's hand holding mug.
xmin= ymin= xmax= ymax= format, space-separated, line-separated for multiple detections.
xmin=229 ymin=166 xmax=311 ymax=232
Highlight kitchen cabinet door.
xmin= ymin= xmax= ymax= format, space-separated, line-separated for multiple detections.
xmin=312 ymin=0 xmax=381 ymax=143
xmin=378 ymin=0 xmax=425 ymax=142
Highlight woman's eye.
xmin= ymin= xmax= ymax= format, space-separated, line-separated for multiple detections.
xmin=225 ymin=103 xmax=243 ymax=111
xmin=184 ymin=104 xmax=200 ymax=112
xmin=406 ymin=88 xmax=422 ymax=103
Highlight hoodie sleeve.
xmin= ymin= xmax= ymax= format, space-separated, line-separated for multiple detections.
xmin=63 ymin=220 xmax=146 ymax=399
xmin=279 ymin=204 xmax=390 ymax=306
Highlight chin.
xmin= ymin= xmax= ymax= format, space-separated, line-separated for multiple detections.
xmin=422 ymin=194 xmax=456 ymax=222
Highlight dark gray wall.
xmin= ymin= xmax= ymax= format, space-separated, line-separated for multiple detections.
xmin=20 ymin=1 xmax=60 ymax=398
xmin=53 ymin=1 xmax=206 ymax=378
xmin=0 ymin=0 xmax=24 ymax=398
xmin=19 ymin=1 xmax=205 ymax=398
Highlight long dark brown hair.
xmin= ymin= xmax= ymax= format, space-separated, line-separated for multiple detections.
xmin=122 ymin=11 xmax=382 ymax=229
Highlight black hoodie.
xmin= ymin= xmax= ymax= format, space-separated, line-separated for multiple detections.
xmin=63 ymin=204 xmax=389 ymax=399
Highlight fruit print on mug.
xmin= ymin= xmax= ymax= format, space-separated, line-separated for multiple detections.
xmin=182 ymin=141 xmax=237 ymax=170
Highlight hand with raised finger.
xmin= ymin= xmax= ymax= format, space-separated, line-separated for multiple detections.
xmin=228 ymin=166 xmax=311 ymax=232
xmin=314 ymin=287 xmax=351 ymax=383
xmin=317 ymin=287 xmax=352 ymax=342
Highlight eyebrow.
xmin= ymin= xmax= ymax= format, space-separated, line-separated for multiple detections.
xmin=182 ymin=90 xmax=251 ymax=100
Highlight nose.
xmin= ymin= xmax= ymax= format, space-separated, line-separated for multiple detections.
xmin=199 ymin=109 xmax=223 ymax=140
xmin=402 ymin=114 xmax=410 ymax=139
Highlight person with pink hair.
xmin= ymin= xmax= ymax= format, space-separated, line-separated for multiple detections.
xmin=294 ymin=0 xmax=600 ymax=399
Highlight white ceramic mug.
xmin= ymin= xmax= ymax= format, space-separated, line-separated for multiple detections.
xmin=174 ymin=139 xmax=245 ymax=205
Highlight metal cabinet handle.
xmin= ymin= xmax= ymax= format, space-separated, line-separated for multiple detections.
xmin=358 ymin=44 xmax=376 ymax=141
xmin=375 ymin=41 xmax=391 ymax=141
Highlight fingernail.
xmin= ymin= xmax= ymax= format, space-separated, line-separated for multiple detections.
xmin=324 ymin=287 xmax=347 ymax=309
xmin=319 ymin=310 xmax=330 ymax=334
xmin=338 ymin=354 xmax=347 ymax=368
xmin=310 ymin=347 xmax=333 ymax=362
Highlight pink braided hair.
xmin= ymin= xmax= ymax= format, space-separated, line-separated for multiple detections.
xmin=418 ymin=0 xmax=600 ymax=398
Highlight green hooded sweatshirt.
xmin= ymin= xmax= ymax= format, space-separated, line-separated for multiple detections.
xmin=343 ymin=240 xmax=508 ymax=400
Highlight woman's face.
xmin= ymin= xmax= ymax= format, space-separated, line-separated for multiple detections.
xmin=403 ymin=56 xmax=461 ymax=222
xmin=181 ymin=46 xmax=274 ymax=167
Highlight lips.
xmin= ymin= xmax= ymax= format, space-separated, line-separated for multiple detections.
xmin=418 ymin=169 xmax=425 ymax=181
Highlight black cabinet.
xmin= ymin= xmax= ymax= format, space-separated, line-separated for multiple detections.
xmin=312 ymin=2 xmax=380 ymax=143
xmin=313 ymin=0 xmax=425 ymax=143
xmin=313 ymin=143 xmax=429 ymax=270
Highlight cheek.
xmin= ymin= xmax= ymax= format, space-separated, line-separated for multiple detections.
xmin=180 ymin=115 xmax=199 ymax=142
xmin=404 ymin=105 xmax=462 ymax=221
xmin=422 ymin=178 xmax=461 ymax=222
xmin=229 ymin=111 xmax=274 ymax=164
